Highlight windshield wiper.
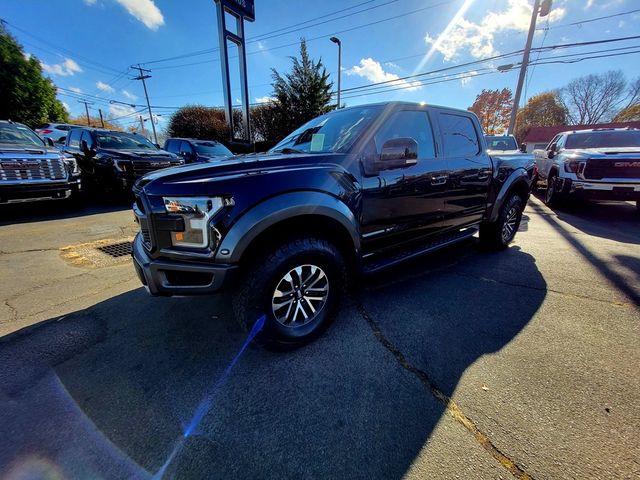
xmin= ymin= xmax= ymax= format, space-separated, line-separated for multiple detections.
xmin=272 ymin=147 xmax=305 ymax=154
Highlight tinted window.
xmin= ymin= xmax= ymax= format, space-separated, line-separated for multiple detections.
xmin=193 ymin=141 xmax=232 ymax=156
xmin=565 ymin=131 xmax=640 ymax=149
xmin=56 ymin=125 xmax=71 ymax=131
xmin=80 ymin=130 xmax=94 ymax=148
xmin=96 ymin=132 xmax=157 ymax=150
xmin=179 ymin=141 xmax=194 ymax=155
xmin=165 ymin=139 xmax=179 ymax=153
xmin=68 ymin=128 xmax=82 ymax=148
xmin=439 ymin=113 xmax=480 ymax=157
xmin=374 ymin=110 xmax=435 ymax=159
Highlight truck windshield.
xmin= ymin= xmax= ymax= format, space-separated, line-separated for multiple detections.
xmin=485 ymin=135 xmax=518 ymax=151
xmin=565 ymin=130 xmax=640 ymax=149
xmin=270 ymin=106 xmax=381 ymax=154
xmin=96 ymin=132 xmax=158 ymax=150
xmin=193 ymin=142 xmax=232 ymax=156
xmin=0 ymin=123 xmax=45 ymax=148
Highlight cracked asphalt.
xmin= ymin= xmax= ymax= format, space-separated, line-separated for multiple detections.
xmin=0 ymin=196 xmax=639 ymax=479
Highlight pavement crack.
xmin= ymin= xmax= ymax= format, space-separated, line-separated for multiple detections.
xmin=356 ymin=302 xmax=534 ymax=480
xmin=3 ymin=300 xmax=18 ymax=323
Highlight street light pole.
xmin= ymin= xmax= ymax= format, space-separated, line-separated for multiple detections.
xmin=330 ymin=36 xmax=342 ymax=109
xmin=507 ymin=0 xmax=551 ymax=135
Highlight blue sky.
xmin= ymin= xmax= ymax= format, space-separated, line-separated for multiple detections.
xmin=2 ymin=0 xmax=639 ymax=130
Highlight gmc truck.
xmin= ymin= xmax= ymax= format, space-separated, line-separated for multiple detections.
xmin=0 ymin=120 xmax=81 ymax=204
xmin=131 ymin=102 xmax=534 ymax=345
xmin=534 ymin=128 xmax=640 ymax=208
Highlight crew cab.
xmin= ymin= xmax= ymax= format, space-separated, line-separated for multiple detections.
xmin=131 ymin=102 xmax=534 ymax=346
xmin=63 ymin=128 xmax=183 ymax=194
xmin=0 ymin=120 xmax=81 ymax=204
xmin=534 ymin=128 xmax=640 ymax=208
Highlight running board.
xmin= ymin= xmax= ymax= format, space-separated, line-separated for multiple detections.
xmin=362 ymin=227 xmax=478 ymax=274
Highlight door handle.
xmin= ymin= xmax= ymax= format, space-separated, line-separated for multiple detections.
xmin=477 ymin=172 xmax=490 ymax=181
xmin=431 ymin=175 xmax=448 ymax=185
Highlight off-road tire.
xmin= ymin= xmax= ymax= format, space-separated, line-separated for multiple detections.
xmin=232 ymin=237 xmax=347 ymax=348
xmin=479 ymin=194 xmax=524 ymax=250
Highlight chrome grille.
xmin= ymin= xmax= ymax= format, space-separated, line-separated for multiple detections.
xmin=583 ymin=159 xmax=640 ymax=180
xmin=0 ymin=158 xmax=66 ymax=181
xmin=132 ymin=160 xmax=182 ymax=177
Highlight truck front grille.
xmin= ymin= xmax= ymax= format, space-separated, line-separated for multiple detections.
xmin=132 ymin=160 xmax=182 ymax=177
xmin=141 ymin=226 xmax=152 ymax=249
xmin=0 ymin=158 xmax=66 ymax=181
xmin=583 ymin=159 xmax=640 ymax=180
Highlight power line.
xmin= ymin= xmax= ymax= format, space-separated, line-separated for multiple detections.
xmin=538 ymin=8 xmax=640 ymax=30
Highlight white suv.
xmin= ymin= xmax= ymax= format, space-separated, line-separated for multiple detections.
xmin=35 ymin=123 xmax=79 ymax=144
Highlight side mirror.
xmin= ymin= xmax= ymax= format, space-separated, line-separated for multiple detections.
xmin=376 ymin=138 xmax=418 ymax=171
xmin=155 ymin=143 xmax=161 ymax=149
xmin=46 ymin=137 xmax=55 ymax=147
xmin=57 ymin=136 xmax=66 ymax=145
xmin=519 ymin=143 xmax=526 ymax=153
xmin=547 ymin=143 xmax=556 ymax=159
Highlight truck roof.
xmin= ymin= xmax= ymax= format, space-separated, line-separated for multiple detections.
xmin=564 ymin=127 xmax=639 ymax=134
xmin=338 ymin=101 xmax=473 ymax=115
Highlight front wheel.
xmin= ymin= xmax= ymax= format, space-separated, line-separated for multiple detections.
xmin=479 ymin=194 xmax=524 ymax=250
xmin=544 ymin=172 xmax=564 ymax=207
xmin=232 ymin=237 xmax=346 ymax=347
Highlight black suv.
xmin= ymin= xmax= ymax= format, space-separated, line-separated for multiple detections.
xmin=132 ymin=102 xmax=534 ymax=346
xmin=64 ymin=128 xmax=183 ymax=194
xmin=0 ymin=120 xmax=81 ymax=203
xmin=164 ymin=138 xmax=233 ymax=163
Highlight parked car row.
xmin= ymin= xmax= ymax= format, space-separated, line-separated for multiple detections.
xmin=1 ymin=120 xmax=233 ymax=204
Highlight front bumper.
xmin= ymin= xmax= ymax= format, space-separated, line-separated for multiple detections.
xmin=0 ymin=177 xmax=81 ymax=203
xmin=131 ymin=233 xmax=237 ymax=296
xmin=561 ymin=179 xmax=640 ymax=201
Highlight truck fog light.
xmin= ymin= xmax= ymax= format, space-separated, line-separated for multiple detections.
xmin=163 ymin=196 xmax=224 ymax=248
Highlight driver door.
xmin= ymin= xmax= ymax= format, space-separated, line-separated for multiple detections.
xmin=360 ymin=108 xmax=448 ymax=254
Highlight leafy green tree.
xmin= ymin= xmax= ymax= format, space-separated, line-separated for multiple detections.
xmin=515 ymin=91 xmax=567 ymax=142
xmin=271 ymin=39 xmax=333 ymax=141
xmin=0 ymin=26 xmax=68 ymax=127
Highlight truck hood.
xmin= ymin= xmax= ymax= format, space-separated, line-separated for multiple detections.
xmin=567 ymin=147 xmax=640 ymax=158
xmin=98 ymin=148 xmax=176 ymax=160
xmin=137 ymin=152 xmax=345 ymax=192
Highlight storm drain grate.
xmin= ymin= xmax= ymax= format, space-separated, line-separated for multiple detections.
xmin=96 ymin=241 xmax=133 ymax=258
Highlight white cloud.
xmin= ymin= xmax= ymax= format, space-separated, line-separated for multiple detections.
xmin=69 ymin=86 xmax=83 ymax=94
xmin=256 ymin=41 xmax=267 ymax=51
xmin=254 ymin=96 xmax=275 ymax=104
xmin=115 ymin=0 xmax=165 ymax=30
xmin=425 ymin=0 xmax=566 ymax=61
xmin=96 ymin=81 xmax=114 ymax=92
xmin=62 ymin=102 xmax=70 ymax=112
xmin=346 ymin=58 xmax=422 ymax=92
xmin=122 ymin=89 xmax=138 ymax=100
xmin=84 ymin=0 xmax=97 ymax=5
xmin=460 ymin=70 xmax=479 ymax=86
xmin=109 ymin=104 xmax=136 ymax=118
xmin=23 ymin=52 xmax=32 ymax=61
xmin=41 ymin=58 xmax=82 ymax=76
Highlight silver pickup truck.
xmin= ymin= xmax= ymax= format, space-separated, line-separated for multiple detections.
xmin=534 ymin=128 xmax=640 ymax=210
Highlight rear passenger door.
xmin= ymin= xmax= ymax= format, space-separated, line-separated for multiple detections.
xmin=436 ymin=110 xmax=492 ymax=230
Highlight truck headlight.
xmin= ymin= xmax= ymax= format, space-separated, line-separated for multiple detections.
xmin=63 ymin=157 xmax=79 ymax=174
xmin=564 ymin=160 xmax=583 ymax=173
xmin=163 ymin=197 xmax=224 ymax=248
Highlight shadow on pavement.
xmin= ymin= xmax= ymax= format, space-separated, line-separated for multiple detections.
xmin=0 ymin=242 xmax=546 ymax=479
xmin=0 ymin=196 xmax=132 ymax=227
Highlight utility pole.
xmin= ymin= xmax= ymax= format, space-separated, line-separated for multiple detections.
xmin=507 ymin=0 xmax=552 ymax=135
xmin=139 ymin=115 xmax=146 ymax=136
xmin=98 ymin=108 xmax=105 ymax=128
xmin=78 ymin=100 xmax=93 ymax=126
xmin=330 ymin=37 xmax=342 ymax=109
xmin=133 ymin=64 xmax=158 ymax=144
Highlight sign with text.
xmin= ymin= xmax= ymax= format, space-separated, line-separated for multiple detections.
xmin=215 ymin=0 xmax=255 ymax=21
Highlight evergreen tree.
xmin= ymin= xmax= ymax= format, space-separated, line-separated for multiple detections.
xmin=0 ymin=25 xmax=68 ymax=127
xmin=271 ymin=39 xmax=333 ymax=140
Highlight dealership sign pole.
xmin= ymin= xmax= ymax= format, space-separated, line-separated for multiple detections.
xmin=214 ymin=0 xmax=255 ymax=142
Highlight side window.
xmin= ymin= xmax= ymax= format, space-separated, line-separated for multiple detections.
xmin=547 ymin=134 xmax=561 ymax=150
xmin=439 ymin=113 xmax=480 ymax=157
xmin=165 ymin=140 xmax=178 ymax=153
xmin=555 ymin=134 xmax=566 ymax=149
xmin=68 ymin=129 xmax=82 ymax=148
xmin=56 ymin=125 xmax=70 ymax=131
xmin=179 ymin=141 xmax=194 ymax=155
xmin=374 ymin=110 xmax=435 ymax=159
xmin=80 ymin=130 xmax=93 ymax=148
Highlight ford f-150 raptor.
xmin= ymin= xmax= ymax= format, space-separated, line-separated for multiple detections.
xmin=132 ymin=102 xmax=535 ymax=345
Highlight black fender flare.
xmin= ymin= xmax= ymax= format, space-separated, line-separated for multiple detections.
xmin=215 ymin=191 xmax=360 ymax=263
xmin=488 ymin=169 xmax=531 ymax=222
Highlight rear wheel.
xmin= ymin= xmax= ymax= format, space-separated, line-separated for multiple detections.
xmin=233 ymin=237 xmax=346 ymax=347
xmin=479 ymin=194 xmax=524 ymax=250
xmin=544 ymin=172 xmax=564 ymax=207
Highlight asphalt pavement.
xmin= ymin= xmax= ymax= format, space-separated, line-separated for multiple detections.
xmin=0 ymin=196 xmax=638 ymax=479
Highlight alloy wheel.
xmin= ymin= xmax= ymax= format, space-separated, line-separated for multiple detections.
xmin=502 ymin=206 xmax=519 ymax=243
xmin=271 ymin=264 xmax=329 ymax=327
